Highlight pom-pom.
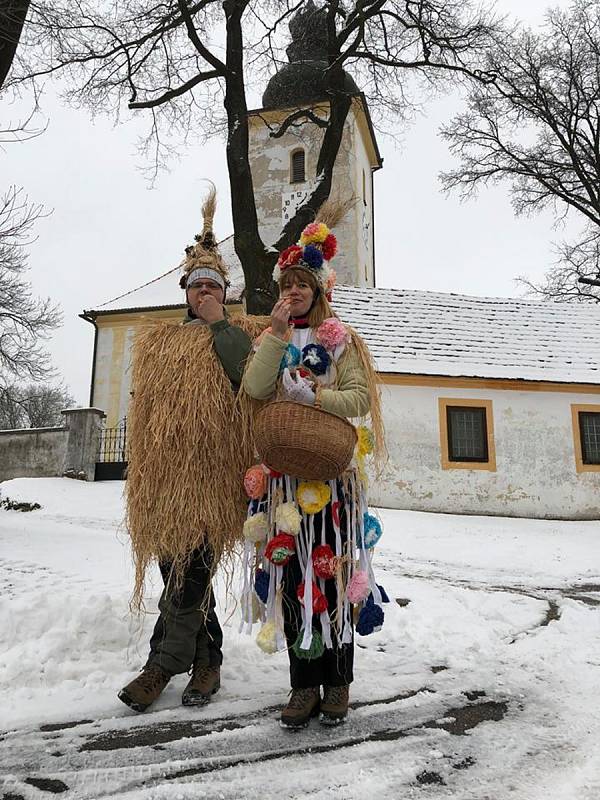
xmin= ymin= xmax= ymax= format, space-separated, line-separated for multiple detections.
xmin=356 ymin=603 xmax=385 ymax=636
xmin=256 ymin=621 xmax=278 ymax=654
xmin=378 ymin=584 xmax=390 ymax=603
xmin=243 ymin=512 xmax=269 ymax=543
xmin=244 ymin=465 xmax=267 ymax=499
xmin=347 ymin=570 xmax=370 ymax=603
xmin=361 ymin=513 xmax=383 ymax=549
xmin=357 ymin=426 xmax=375 ymax=457
xmin=265 ymin=532 xmax=296 ymax=565
xmin=292 ymin=629 xmax=324 ymax=660
xmin=300 ymin=222 xmax=330 ymax=246
xmin=297 ymin=581 xmax=328 ymax=614
xmin=301 ymin=244 xmax=324 ymax=270
xmin=297 ymin=481 xmax=331 ymax=515
xmin=312 ymin=544 xmax=337 ymax=579
xmin=301 ymin=343 xmax=330 ymax=376
xmin=280 ymin=343 xmax=301 ymax=372
xmin=278 ymin=244 xmax=303 ymax=268
xmin=321 ymin=232 xmax=337 ymax=261
xmin=316 ymin=318 xmax=348 ymax=351
xmin=254 ymin=568 xmax=270 ymax=604
xmin=275 ymin=502 xmax=302 ymax=535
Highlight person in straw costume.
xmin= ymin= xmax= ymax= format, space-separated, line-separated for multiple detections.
xmin=241 ymin=200 xmax=387 ymax=728
xmin=118 ymin=185 xmax=266 ymax=712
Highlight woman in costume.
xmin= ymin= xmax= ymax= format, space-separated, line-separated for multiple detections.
xmin=241 ymin=202 xmax=387 ymax=729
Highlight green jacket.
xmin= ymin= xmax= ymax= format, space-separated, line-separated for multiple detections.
xmin=183 ymin=310 xmax=252 ymax=388
xmin=242 ymin=332 xmax=370 ymax=418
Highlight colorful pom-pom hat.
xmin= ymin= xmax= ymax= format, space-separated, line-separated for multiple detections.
xmin=273 ymin=198 xmax=354 ymax=298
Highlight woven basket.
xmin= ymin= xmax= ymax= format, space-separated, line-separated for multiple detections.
xmin=254 ymin=401 xmax=357 ymax=481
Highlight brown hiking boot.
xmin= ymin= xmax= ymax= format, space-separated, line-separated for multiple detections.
xmin=118 ymin=665 xmax=171 ymax=712
xmin=181 ymin=665 xmax=221 ymax=707
xmin=280 ymin=687 xmax=320 ymax=730
xmin=320 ymin=685 xmax=349 ymax=725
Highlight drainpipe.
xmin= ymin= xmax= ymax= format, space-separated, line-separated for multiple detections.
xmin=79 ymin=311 xmax=98 ymax=407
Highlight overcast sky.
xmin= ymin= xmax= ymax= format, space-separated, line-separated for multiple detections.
xmin=3 ymin=0 xmax=574 ymax=404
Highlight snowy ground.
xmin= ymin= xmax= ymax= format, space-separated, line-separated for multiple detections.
xmin=1 ymin=478 xmax=599 ymax=800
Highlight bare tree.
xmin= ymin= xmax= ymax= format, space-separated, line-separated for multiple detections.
xmin=0 ymin=1 xmax=31 ymax=90
xmin=0 ymin=381 xmax=74 ymax=429
xmin=0 ymin=186 xmax=61 ymax=389
xmin=440 ymin=0 xmax=600 ymax=302
xmin=9 ymin=0 xmax=498 ymax=313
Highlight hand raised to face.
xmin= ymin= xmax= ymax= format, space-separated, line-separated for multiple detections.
xmin=270 ymin=296 xmax=292 ymax=339
xmin=193 ymin=293 xmax=225 ymax=324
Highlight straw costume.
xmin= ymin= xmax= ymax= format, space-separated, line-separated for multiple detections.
xmin=241 ymin=200 xmax=388 ymax=728
xmin=119 ymin=186 xmax=265 ymax=713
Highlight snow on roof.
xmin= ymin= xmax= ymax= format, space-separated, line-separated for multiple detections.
xmin=87 ymin=236 xmax=244 ymax=313
xmin=86 ymin=255 xmax=600 ymax=384
xmin=331 ymin=286 xmax=600 ymax=384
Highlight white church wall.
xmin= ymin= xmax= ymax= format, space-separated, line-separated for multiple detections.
xmin=369 ymin=382 xmax=600 ymax=520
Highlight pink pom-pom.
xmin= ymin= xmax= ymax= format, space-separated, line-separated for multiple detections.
xmin=316 ymin=318 xmax=348 ymax=351
xmin=347 ymin=570 xmax=370 ymax=603
xmin=244 ymin=465 xmax=267 ymax=499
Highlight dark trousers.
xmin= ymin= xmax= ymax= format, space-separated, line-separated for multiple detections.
xmin=146 ymin=547 xmax=223 ymax=676
xmin=282 ymin=502 xmax=354 ymax=689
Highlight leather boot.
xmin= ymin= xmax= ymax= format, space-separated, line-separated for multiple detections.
xmin=118 ymin=665 xmax=171 ymax=712
xmin=320 ymin=684 xmax=349 ymax=725
xmin=280 ymin=687 xmax=320 ymax=730
xmin=182 ymin=665 xmax=221 ymax=707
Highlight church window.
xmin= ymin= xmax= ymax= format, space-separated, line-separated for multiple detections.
xmin=291 ymin=149 xmax=306 ymax=183
xmin=571 ymin=405 xmax=600 ymax=471
xmin=438 ymin=398 xmax=496 ymax=471
xmin=362 ymin=169 xmax=367 ymax=205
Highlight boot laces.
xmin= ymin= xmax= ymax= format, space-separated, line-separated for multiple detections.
xmin=287 ymin=687 xmax=318 ymax=711
xmin=138 ymin=666 xmax=168 ymax=691
xmin=324 ymin=685 xmax=348 ymax=705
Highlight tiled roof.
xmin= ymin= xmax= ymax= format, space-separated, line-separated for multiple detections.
xmin=332 ymin=286 xmax=600 ymax=384
xmin=86 ymin=253 xmax=600 ymax=384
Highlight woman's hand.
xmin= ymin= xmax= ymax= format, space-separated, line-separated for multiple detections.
xmin=271 ymin=297 xmax=292 ymax=339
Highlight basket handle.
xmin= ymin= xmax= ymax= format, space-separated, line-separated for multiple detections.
xmin=314 ymin=385 xmax=322 ymax=409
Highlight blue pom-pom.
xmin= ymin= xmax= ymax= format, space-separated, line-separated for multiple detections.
xmin=360 ymin=513 xmax=383 ymax=549
xmin=356 ymin=603 xmax=385 ymax=636
xmin=254 ymin=568 xmax=270 ymax=604
xmin=378 ymin=584 xmax=390 ymax=603
xmin=301 ymin=244 xmax=324 ymax=270
xmin=280 ymin=343 xmax=301 ymax=373
xmin=301 ymin=343 xmax=330 ymax=376
xmin=366 ymin=584 xmax=390 ymax=606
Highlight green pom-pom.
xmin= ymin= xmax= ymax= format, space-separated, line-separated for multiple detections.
xmin=292 ymin=629 xmax=324 ymax=660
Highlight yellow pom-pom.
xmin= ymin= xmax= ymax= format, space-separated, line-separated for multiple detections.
xmin=297 ymin=481 xmax=331 ymax=515
xmin=243 ymin=512 xmax=269 ymax=543
xmin=357 ymin=425 xmax=375 ymax=457
xmin=256 ymin=621 xmax=278 ymax=654
xmin=299 ymin=222 xmax=330 ymax=246
xmin=275 ymin=502 xmax=302 ymax=535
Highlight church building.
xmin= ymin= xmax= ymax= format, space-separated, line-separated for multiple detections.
xmin=82 ymin=2 xmax=600 ymax=520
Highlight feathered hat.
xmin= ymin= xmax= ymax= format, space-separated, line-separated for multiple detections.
xmin=273 ymin=197 xmax=354 ymax=299
xmin=179 ymin=182 xmax=230 ymax=292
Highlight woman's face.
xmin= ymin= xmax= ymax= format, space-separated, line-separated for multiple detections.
xmin=280 ymin=274 xmax=315 ymax=317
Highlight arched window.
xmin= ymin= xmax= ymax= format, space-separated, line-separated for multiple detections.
xmin=290 ymin=149 xmax=306 ymax=183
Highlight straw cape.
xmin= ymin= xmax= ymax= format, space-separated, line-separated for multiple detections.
xmin=126 ymin=314 xmax=269 ymax=608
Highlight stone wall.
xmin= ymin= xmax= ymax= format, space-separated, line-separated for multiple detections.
xmin=0 ymin=408 xmax=106 ymax=483
xmin=0 ymin=426 xmax=69 ymax=483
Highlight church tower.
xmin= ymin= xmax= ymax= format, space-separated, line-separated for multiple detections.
xmin=247 ymin=0 xmax=382 ymax=288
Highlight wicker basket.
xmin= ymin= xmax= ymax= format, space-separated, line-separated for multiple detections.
xmin=254 ymin=401 xmax=357 ymax=481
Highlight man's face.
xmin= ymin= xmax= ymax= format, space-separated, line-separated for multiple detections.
xmin=187 ymin=279 xmax=225 ymax=318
